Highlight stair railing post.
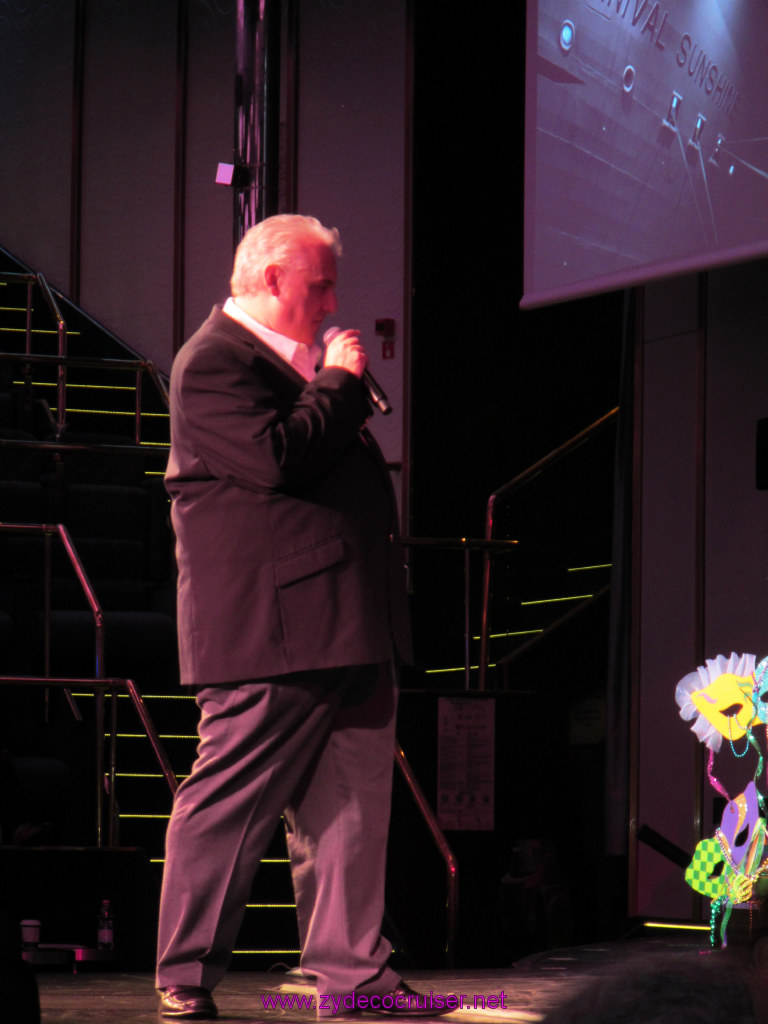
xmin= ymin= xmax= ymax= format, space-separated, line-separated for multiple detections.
xmin=134 ymin=366 xmax=143 ymax=444
xmin=57 ymin=523 xmax=107 ymax=846
xmin=25 ymin=279 xmax=34 ymax=355
xmin=478 ymin=493 xmax=497 ymax=692
xmin=108 ymin=682 xmax=119 ymax=846
xmin=34 ymin=273 xmax=68 ymax=435
xmin=394 ymin=742 xmax=458 ymax=967
xmin=463 ymin=546 xmax=472 ymax=690
xmin=56 ymin=320 xmax=67 ymax=436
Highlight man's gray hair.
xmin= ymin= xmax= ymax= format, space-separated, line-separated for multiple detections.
xmin=230 ymin=214 xmax=342 ymax=297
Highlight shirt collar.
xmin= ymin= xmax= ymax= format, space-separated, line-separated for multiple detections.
xmin=223 ymin=296 xmax=322 ymax=382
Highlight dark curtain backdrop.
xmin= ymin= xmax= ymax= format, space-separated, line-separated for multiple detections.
xmin=409 ymin=2 xmax=625 ymax=674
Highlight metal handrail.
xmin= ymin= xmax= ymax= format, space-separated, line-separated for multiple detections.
xmin=495 ymin=583 xmax=611 ymax=671
xmin=0 ymin=675 xmax=179 ymax=842
xmin=35 ymin=273 xmax=68 ymax=434
xmin=145 ymin=360 xmax=170 ymax=413
xmin=0 ymin=435 xmax=168 ymax=461
xmin=394 ymin=742 xmax=458 ymax=967
xmin=0 ymin=350 xmax=170 ymax=445
xmin=477 ymin=407 xmax=619 ymax=690
xmin=1 ymin=272 xmax=54 ymax=358
xmin=0 ymin=522 xmax=178 ymax=845
xmin=402 ymin=537 xmax=518 ymax=689
xmin=2 ymin=524 xmax=453 ymax=954
xmin=1 ymin=271 xmax=69 ymax=432
xmin=0 ymin=264 xmax=170 ymax=441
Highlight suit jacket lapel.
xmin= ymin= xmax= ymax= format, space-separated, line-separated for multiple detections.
xmin=213 ymin=306 xmax=309 ymax=391
xmin=215 ymin=306 xmax=395 ymax=498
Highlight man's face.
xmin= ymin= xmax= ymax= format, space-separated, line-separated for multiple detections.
xmin=272 ymin=241 xmax=338 ymax=347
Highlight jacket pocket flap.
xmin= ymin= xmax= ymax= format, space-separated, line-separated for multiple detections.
xmin=275 ymin=536 xmax=345 ymax=587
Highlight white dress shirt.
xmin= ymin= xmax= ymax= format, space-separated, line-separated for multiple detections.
xmin=223 ymin=296 xmax=322 ymax=382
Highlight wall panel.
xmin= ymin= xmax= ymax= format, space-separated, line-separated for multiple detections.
xmin=296 ymin=0 xmax=409 ymax=476
xmin=0 ymin=0 xmax=237 ymax=375
xmin=634 ymin=259 xmax=768 ymax=920
xmin=0 ymin=0 xmax=76 ymax=288
xmin=78 ymin=0 xmax=177 ymax=363
xmin=183 ymin=0 xmax=238 ymax=345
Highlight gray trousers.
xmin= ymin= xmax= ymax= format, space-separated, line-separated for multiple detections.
xmin=155 ymin=663 xmax=400 ymax=999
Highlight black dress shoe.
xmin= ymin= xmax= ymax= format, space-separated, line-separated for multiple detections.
xmin=158 ymin=986 xmax=218 ymax=1020
xmin=365 ymin=982 xmax=454 ymax=1016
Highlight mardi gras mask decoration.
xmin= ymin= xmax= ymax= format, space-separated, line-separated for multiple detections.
xmin=676 ymin=654 xmax=768 ymax=948
xmin=676 ymin=652 xmax=756 ymax=751
xmin=754 ymin=657 xmax=768 ymax=725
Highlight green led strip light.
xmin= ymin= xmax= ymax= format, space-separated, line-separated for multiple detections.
xmin=424 ymin=664 xmax=496 ymax=674
xmin=643 ymin=921 xmax=709 ymax=932
xmin=150 ymin=858 xmax=290 ymax=865
xmin=0 ymin=327 xmax=80 ymax=335
xmin=50 ymin=407 xmax=168 ymax=418
xmin=73 ymin=693 xmax=193 ymax=700
xmin=18 ymin=381 xmax=137 ymax=393
xmin=480 ymin=628 xmax=543 ymax=640
xmin=110 ymin=733 xmax=198 ymax=740
xmin=114 ymin=772 xmax=190 ymax=780
xmin=232 ymin=949 xmax=301 ymax=955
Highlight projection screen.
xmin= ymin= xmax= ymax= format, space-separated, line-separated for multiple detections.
xmin=522 ymin=0 xmax=768 ymax=308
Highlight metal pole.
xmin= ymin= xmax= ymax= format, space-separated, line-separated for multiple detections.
xmin=25 ymin=280 xmax=33 ymax=354
xmin=134 ymin=367 xmax=143 ymax=445
xmin=125 ymin=679 xmax=179 ymax=795
xmin=478 ymin=494 xmax=496 ymax=692
xmin=94 ymin=688 xmax=104 ymax=847
xmin=464 ymin=547 xmax=471 ymax=690
xmin=56 ymin=320 xmax=67 ymax=436
xmin=43 ymin=531 xmax=52 ymax=721
xmin=394 ymin=742 xmax=458 ymax=967
xmin=108 ymin=684 xmax=118 ymax=846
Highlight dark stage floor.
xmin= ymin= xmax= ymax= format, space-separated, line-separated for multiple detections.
xmin=32 ymin=937 xmax=711 ymax=1023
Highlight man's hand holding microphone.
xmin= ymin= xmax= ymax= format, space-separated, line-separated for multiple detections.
xmin=323 ymin=327 xmax=392 ymax=415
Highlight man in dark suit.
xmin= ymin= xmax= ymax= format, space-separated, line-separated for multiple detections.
xmin=155 ymin=215 xmax=433 ymax=1020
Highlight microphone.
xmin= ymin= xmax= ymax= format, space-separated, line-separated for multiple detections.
xmin=323 ymin=327 xmax=392 ymax=415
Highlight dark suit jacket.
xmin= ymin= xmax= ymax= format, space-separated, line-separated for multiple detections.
xmin=165 ymin=305 xmax=412 ymax=686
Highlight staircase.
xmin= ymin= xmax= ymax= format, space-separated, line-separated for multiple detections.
xmin=413 ymin=412 xmax=617 ymax=693
xmin=484 ymin=415 xmax=616 ymax=689
xmin=0 ymin=249 xmax=301 ymax=969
